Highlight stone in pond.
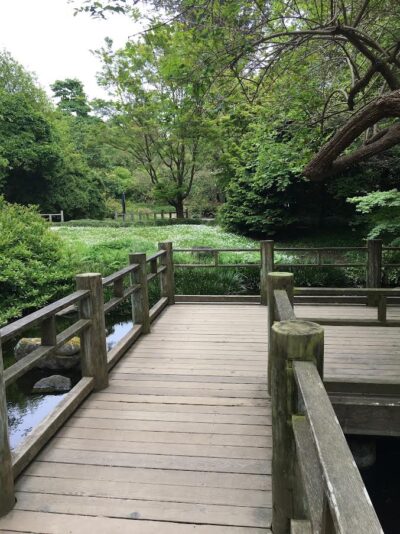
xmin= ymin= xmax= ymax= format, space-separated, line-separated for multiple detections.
xmin=14 ymin=337 xmax=81 ymax=370
xmin=32 ymin=375 xmax=71 ymax=394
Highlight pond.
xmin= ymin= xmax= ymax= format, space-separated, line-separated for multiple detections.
xmin=361 ymin=437 xmax=400 ymax=534
xmin=3 ymin=312 xmax=133 ymax=450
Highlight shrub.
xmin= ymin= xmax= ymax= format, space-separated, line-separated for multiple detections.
xmin=0 ymin=199 xmax=72 ymax=325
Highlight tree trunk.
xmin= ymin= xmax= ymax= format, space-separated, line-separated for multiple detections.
xmin=175 ymin=199 xmax=184 ymax=219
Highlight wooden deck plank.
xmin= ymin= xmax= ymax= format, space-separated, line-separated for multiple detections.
xmin=2 ymin=301 xmax=400 ymax=533
xmin=0 ymin=510 xmax=271 ymax=533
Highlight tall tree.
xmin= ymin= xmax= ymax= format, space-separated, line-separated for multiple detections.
xmin=79 ymin=0 xmax=400 ymax=182
xmin=51 ymin=78 xmax=91 ymax=117
xmin=97 ymin=26 xmax=214 ymax=217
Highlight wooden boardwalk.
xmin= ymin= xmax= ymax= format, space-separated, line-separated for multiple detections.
xmin=1 ymin=303 xmax=400 ymax=533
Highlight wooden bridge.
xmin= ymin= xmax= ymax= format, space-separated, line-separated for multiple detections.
xmin=0 ymin=241 xmax=399 ymax=533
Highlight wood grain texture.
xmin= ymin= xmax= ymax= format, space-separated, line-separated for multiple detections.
xmin=1 ymin=302 xmax=399 ymax=532
xmin=0 ymin=304 xmax=271 ymax=533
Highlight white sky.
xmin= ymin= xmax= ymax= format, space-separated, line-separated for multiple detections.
xmin=0 ymin=0 xmax=144 ymax=100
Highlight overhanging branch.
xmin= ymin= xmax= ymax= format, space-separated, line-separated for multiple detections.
xmin=303 ymin=89 xmax=400 ymax=180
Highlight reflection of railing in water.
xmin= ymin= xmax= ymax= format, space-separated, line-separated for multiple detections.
xmin=0 ymin=242 xmax=174 ymax=516
xmin=267 ymin=272 xmax=383 ymax=533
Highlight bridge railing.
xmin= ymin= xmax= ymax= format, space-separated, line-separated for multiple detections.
xmin=40 ymin=210 xmax=64 ymax=223
xmin=268 ymin=272 xmax=383 ymax=534
xmin=0 ymin=241 xmax=175 ymax=516
xmin=113 ymin=209 xmax=190 ymax=221
xmin=173 ymin=239 xmax=400 ymax=299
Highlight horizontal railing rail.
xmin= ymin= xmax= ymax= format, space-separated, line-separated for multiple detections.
xmin=40 ymin=210 xmax=64 ymax=223
xmin=113 ymin=209 xmax=190 ymax=221
xmin=0 ymin=241 xmax=175 ymax=516
xmin=172 ymin=240 xmax=400 ymax=309
xmin=268 ymin=272 xmax=383 ymax=534
xmin=173 ymin=238 xmax=399 ymax=282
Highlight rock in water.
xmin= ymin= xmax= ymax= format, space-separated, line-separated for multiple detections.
xmin=15 ymin=337 xmax=81 ymax=370
xmin=32 ymin=375 xmax=72 ymax=394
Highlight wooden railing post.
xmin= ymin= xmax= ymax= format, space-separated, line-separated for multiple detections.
xmin=0 ymin=341 xmax=15 ymax=516
xmin=377 ymin=294 xmax=387 ymax=323
xmin=159 ymin=242 xmax=175 ymax=304
xmin=367 ymin=239 xmax=382 ymax=306
xmin=60 ymin=210 xmax=64 ymax=223
xmin=130 ymin=253 xmax=151 ymax=334
xmin=267 ymin=272 xmax=294 ymax=394
xmin=271 ymin=319 xmax=324 ymax=534
xmin=76 ymin=273 xmax=108 ymax=391
xmin=260 ymin=240 xmax=274 ymax=305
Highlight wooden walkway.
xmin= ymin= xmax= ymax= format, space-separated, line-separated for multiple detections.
xmin=1 ymin=303 xmax=400 ymax=533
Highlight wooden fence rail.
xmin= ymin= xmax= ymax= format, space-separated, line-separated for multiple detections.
xmin=268 ymin=272 xmax=383 ymax=534
xmin=0 ymin=242 xmax=175 ymax=516
xmin=40 ymin=210 xmax=64 ymax=223
xmin=174 ymin=239 xmax=400 ymax=295
xmin=114 ymin=209 xmax=189 ymax=222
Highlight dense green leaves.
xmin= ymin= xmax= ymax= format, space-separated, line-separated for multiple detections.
xmin=0 ymin=198 xmax=71 ymax=325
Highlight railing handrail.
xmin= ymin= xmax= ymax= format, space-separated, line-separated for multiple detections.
xmin=268 ymin=272 xmax=383 ymax=533
xmin=0 ymin=290 xmax=89 ymax=343
xmin=102 ymin=263 xmax=139 ymax=286
xmin=293 ymin=360 xmax=382 ymax=533
xmin=172 ymin=240 xmax=400 ymax=285
xmin=40 ymin=210 xmax=64 ymax=222
xmin=0 ymin=241 xmax=176 ymax=517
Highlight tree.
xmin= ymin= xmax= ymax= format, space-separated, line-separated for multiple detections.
xmin=51 ymin=78 xmax=91 ymax=117
xmin=0 ymin=52 xmax=107 ymax=219
xmin=80 ymin=0 xmax=400 ymax=182
xmin=97 ymin=26 xmax=214 ymax=217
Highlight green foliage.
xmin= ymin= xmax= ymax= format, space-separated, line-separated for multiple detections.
xmin=0 ymin=51 xmax=107 ymax=219
xmin=0 ymin=199 xmax=71 ymax=326
xmin=348 ymin=190 xmax=400 ymax=242
xmin=51 ymin=78 xmax=91 ymax=117
xmin=96 ymin=23 xmax=219 ymax=216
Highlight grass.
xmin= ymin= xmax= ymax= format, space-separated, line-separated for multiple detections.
xmin=54 ymin=224 xmax=369 ymax=296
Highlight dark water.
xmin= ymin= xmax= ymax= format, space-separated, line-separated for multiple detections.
xmin=4 ymin=313 xmax=133 ymax=450
xmin=361 ymin=437 xmax=400 ymax=534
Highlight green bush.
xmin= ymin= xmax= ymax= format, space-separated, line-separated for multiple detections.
xmin=0 ymin=199 xmax=72 ymax=325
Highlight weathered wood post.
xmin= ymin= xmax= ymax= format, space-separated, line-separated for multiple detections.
xmin=161 ymin=210 xmax=165 ymax=220
xmin=76 ymin=273 xmax=109 ymax=390
xmin=271 ymin=319 xmax=324 ymax=534
xmin=0 ymin=341 xmax=15 ymax=516
xmin=367 ymin=239 xmax=382 ymax=306
xmin=377 ymin=295 xmax=387 ymax=324
xmin=260 ymin=240 xmax=275 ymax=305
xmin=114 ymin=211 xmax=118 ymax=221
xmin=60 ymin=210 xmax=64 ymax=223
xmin=169 ymin=211 xmax=173 ymax=220
xmin=267 ymin=272 xmax=294 ymax=394
xmin=159 ymin=241 xmax=175 ymax=304
xmin=130 ymin=253 xmax=151 ymax=334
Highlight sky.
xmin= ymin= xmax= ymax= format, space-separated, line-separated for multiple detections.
xmin=0 ymin=0 xmax=144 ymax=100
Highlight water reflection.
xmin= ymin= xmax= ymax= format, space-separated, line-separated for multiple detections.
xmin=4 ymin=313 xmax=133 ymax=450
xmin=7 ymin=394 xmax=66 ymax=450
